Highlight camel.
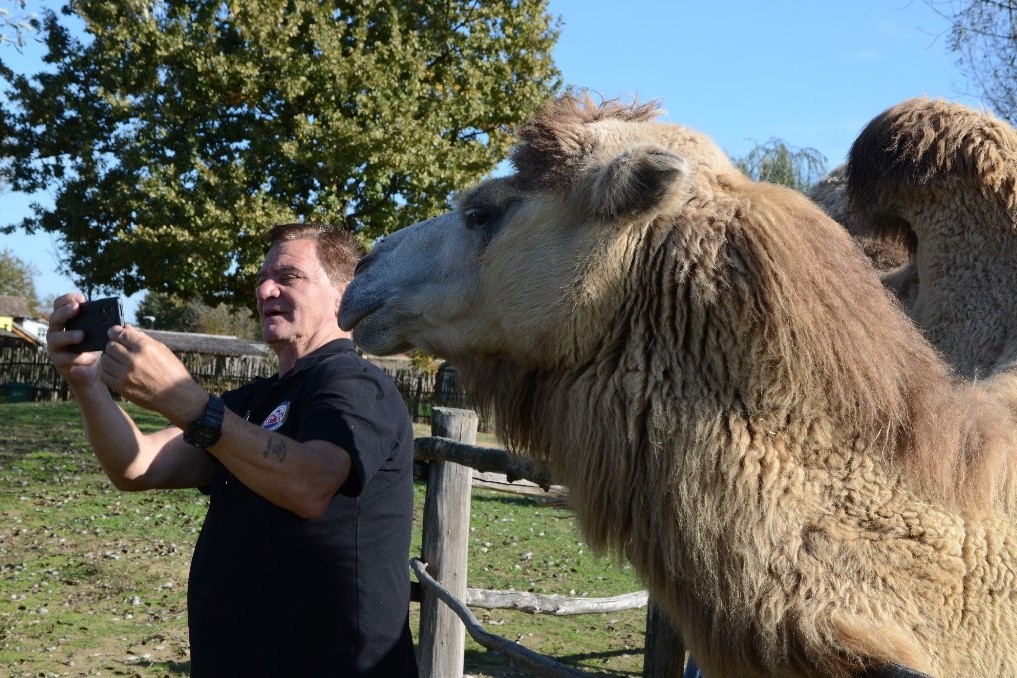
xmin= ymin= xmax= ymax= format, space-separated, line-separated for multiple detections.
xmin=339 ymin=95 xmax=1017 ymax=676
xmin=812 ymin=97 xmax=1017 ymax=381
xmin=808 ymin=164 xmax=911 ymax=274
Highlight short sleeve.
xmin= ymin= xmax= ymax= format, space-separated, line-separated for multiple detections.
xmin=295 ymin=361 xmax=410 ymax=498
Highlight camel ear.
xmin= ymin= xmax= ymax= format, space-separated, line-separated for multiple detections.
xmin=582 ymin=144 xmax=693 ymax=220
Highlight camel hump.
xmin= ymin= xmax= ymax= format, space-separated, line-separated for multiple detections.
xmin=835 ymin=97 xmax=1017 ymax=379
xmin=845 ymin=96 xmax=1017 ymax=240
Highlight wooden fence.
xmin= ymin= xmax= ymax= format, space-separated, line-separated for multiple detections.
xmin=0 ymin=345 xmax=69 ymax=402
xmin=0 ymin=342 xmax=487 ymax=431
xmin=413 ymin=407 xmax=686 ymax=677
xmin=385 ymin=364 xmax=493 ymax=431
xmin=0 ymin=345 xmax=276 ymax=403
xmin=175 ymin=352 xmax=277 ymax=395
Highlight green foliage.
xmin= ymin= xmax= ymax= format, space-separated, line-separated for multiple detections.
xmin=187 ymin=300 xmax=261 ymax=339
xmin=0 ymin=246 xmax=40 ymax=311
xmin=734 ymin=138 xmax=828 ymax=193
xmin=407 ymin=348 xmax=439 ymax=375
xmin=929 ymin=0 xmax=1017 ymax=124
xmin=1 ymin=0 xmax=561 ymax=307
xmin=137 ymin=290 xmax=260 ymax=338
xmin=135 ymin=290 xmax=189 ymax=330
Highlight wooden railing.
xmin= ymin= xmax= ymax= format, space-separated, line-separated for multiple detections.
xmin=413 ymin=407 xmax=687 ymax=677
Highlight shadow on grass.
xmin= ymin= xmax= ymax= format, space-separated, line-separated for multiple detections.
xmin=136 ymin=651 xmax=637 ymax=677
xmin=139 ymin=659 xmax=191 ymax=674
xmin=470 ymin=491 xmax=566 ymax=509
xmin=464 ymin=647 xmax=642 ymax=677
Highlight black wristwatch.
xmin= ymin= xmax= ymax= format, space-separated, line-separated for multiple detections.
xmin=183 ymin=395 xmax=226 ymax=449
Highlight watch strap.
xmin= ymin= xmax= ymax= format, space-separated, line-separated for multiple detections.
xmin=183 ymin=395 xmax=226 ymax=448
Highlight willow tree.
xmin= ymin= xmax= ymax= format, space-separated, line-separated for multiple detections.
xmin=734 ymin=138 xmax=828 ymax=193
xmin=928 ymin=0 xmax=1017 ymax=125
xmin=1 ymin=0 xmax=560 ymax=305
xmin=0 ymin=0 xmax=36 ymax=50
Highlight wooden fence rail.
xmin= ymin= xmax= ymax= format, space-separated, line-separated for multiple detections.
xmin=0 ymin=345 xmax=277 ymax=403
xmin=414 ymin=407 xmax=687 ymax=678
xmin=0 ymin=344 xmax=487 ymax=432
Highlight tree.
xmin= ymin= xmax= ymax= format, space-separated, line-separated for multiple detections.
xmin=408 ymin=348 xmax=439 ymax=375
xmin=0 ymin=0 xmax=36 ymax=51
xmin=734 ymin=138 xmax=828 ymax=192
xmin=186 ymin=301 xmax=261 ymax=339
xmin=136 ymin=290 xmax=260 ymax=339
xmin=135 ymin=291 xmax=190 ymax=330
xmin=928 ymin=0 xmax=1017 ymax=124
xmin=0 ymin=246 xmax=40 ymax=311
xmin=1 ymin=0 xmax=561 ymax=307
xmin=0 ymin=0 xmax=37 ymax=193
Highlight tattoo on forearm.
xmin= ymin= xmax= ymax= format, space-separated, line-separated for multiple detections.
xmin=263 ymin=437 xmax=288 ymax=463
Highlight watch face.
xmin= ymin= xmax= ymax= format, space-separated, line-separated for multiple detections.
xmin=188 ymin=426 xmax=219 ymax=448
xmin=185 ymin=396 xmax=225 ymax=448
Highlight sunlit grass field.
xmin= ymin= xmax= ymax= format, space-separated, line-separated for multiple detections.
xmin=0 ymin=401 xmax=647 ymax=677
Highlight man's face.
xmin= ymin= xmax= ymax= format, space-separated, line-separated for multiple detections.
xmin=256 ymin=238 xmax=343 ymax=352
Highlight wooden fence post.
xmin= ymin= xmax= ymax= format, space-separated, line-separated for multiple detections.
xmin=643 ymin=599 xmax=686 ymax=677
xmin=418 ymin=407 xmax=478 ymax=678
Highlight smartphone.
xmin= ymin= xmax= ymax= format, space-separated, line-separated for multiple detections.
xmin=64 ymin=297 xmax=125 ymax=353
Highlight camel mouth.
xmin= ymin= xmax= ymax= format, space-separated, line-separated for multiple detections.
xmin=337 ymin=297 xmax=383 ymax=332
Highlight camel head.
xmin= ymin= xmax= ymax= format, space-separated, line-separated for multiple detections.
xmin=340 ymin=94 xmax=944 ymax=432
xmin=340 ymin=96 xmax=736 ymax=369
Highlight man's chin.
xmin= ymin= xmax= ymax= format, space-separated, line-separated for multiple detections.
xmin=261 ymin=327 xmax=288 ymax=346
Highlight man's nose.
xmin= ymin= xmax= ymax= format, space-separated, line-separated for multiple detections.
xmin=257 ymin=279 xmax=279 ymax=301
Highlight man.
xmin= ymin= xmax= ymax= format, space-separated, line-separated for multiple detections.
xmin=46 ymin=223 xmax=418 ymax=677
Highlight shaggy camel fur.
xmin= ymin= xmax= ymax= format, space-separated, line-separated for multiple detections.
xmin=813 ymin=97 xmax=1017 ymax=380
xmin=339 ymin=96 xmax=1017 ymax=677
xmin=809 ymin=164 xmax=911 ymax=273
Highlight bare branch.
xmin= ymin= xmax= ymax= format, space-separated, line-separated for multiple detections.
xmin=411 ymin=558 xmax=594 ymax=678
xmin=465 ymin=587 xmax=648 ymax=615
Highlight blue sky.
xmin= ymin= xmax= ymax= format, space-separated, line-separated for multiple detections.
xmin=2 ymin=0 xmax=982 ymax=322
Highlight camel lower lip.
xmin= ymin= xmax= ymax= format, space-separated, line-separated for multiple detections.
xmin=338 ymin=298 xmax=382 ymax=332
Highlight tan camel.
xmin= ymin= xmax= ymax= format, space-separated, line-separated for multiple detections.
xmin=339 ymin=95 xmax=1017 ymax=677
xmin=809 ymin=164 xmax=910 ymax=273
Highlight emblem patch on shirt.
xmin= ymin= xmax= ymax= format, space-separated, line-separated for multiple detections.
xmin=262 ymin=401 xmax=290 ymax=431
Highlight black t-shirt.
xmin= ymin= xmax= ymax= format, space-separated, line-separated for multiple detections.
xmin=187 ymin=339 xmax=418 ymax=677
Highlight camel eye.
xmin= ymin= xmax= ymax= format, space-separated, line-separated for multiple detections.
xmin=462 ymin=205 xmax=501 ymax=230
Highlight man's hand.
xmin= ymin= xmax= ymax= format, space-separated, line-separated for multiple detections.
xmin=46 ymin=293 xmax=102 ymax=389
xmin=99 ymin=325 xmax=208 ymax=428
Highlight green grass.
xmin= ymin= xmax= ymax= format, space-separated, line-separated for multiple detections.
xmin=0 ymin=402 xmax=646 ymax=676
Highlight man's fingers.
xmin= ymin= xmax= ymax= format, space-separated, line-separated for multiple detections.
xmin=98 ymin=351 xmax=126 ymax=388
xmin=45 ymin=302 xmax=89 ymax=354
xmin=47 ymin=328 xmax=86 ymax=350
xmin=106 ymin=324 xmax=142 ymax=352
xmin=45 ymin=296 xmax=85 ymax=360
xmin=47 ymin=301 xmax=81 ymax=332
xmin=53 ymin=292 xmax=86 ymax=311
